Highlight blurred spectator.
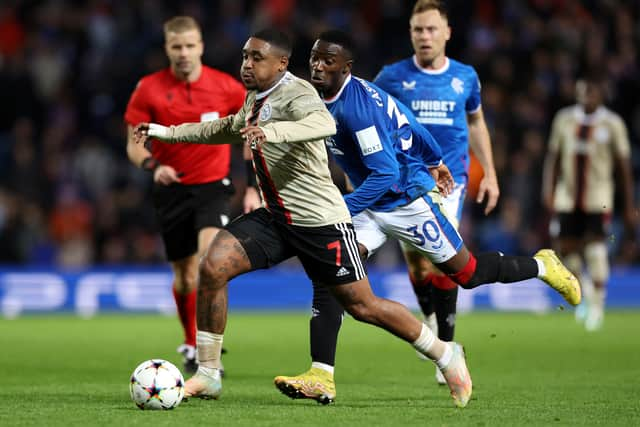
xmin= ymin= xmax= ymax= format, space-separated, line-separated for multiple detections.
xmin=478 ymin=196 xmax=525 ymax=254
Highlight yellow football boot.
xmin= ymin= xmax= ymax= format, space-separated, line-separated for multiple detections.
xmin=274 ymin=367 xmax=336 ymax=405
xmin=534 ymin=249 xmax=582 ymax=306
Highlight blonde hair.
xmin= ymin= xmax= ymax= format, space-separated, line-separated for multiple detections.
xmin=163 ymin=16 xmax=201 ymax=36
xmin=412 ymin=0 xmax=448 ymax=19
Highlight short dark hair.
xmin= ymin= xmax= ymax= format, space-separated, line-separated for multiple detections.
xmin=579 ymin=68 xmax=607 ymax=86
xmin=317 ymin=30 xmax=354 ymax=60
xmin=251 ymin=29 xmax=292 ymax=57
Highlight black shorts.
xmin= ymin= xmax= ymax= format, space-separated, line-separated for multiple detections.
xmin=225 ymin=208 xmax=366 ymax=285
xmin=152 ymin=179 xmax=235 ymax=261
xmin=556 ymin=211 xmax=610 ymax=239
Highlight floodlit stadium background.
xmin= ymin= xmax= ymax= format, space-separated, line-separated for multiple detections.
xmin=0 ymin=1 xmax=639 ymax=314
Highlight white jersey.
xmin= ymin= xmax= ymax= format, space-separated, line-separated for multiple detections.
xmin=548 ymin=105 xmax=631 ymax=214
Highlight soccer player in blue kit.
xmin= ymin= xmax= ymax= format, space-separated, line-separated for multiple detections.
xmin=273 ymin=30 xmax=580 ymax=405
xmin=373 ymin=0 xmax=500 ymax=384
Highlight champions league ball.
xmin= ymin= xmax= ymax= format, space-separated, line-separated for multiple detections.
xmin=129 ymin=359 xmax=184 ymax=410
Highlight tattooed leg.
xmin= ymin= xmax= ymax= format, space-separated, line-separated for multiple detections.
xmin=184 ymin=230 xmax=252 ymax=396
xmin=197 ymin=230 xmax=252 ymax=334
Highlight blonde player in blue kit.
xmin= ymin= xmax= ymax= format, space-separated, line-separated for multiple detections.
xmin=373 ymin=0 xmax=500 ymax=383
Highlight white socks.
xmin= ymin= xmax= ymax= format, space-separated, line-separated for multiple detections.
xmin=424 ymin=313 xmax=438 ymax=337
xmin=412 ymin=323 xmax=454 ymax=370
xmin=196 ymin=330 xmax=224 ymax=370
xmin=412 ymin=323 xmax=439 ymax=358
xmin=435 ymin=343 xmax=453 ymax=370
xmin=198 ymin=365 xmax=222 ymax=378
xmin=311 ymin=362 xmax=335 ymax=375
xmin=592 ymin=287 xmax=606 ymax=309
xmin=535 ymin=258 xmax=546 ymax=278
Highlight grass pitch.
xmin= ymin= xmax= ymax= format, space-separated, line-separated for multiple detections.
xmin=1 ymin=311 xmax=639 ymax=426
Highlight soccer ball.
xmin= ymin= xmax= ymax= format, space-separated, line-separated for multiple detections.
xmin=129 ymin=359 xmax=185 ymax=410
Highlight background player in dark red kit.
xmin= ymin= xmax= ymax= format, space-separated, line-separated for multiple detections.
xmin=124 ymin=16 xmax=261 ymax=373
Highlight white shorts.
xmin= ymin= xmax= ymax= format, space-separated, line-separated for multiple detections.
xmin=353 ymin=192 xmax=464 ymax=264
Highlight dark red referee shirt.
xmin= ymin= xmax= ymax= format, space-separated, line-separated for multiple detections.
xmin=125 ymin=66 xmax=246 ymax=184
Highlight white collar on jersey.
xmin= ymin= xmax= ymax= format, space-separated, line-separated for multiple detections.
xmin=573 ymin=105 xmax=606 ymax=123
xmin=412 ymin=55 xmax=450 ymax=75
xmin=256 ymin=71 xmax=292 ymax=100
xmin=323 ymin=74 xmax=352 ymax=104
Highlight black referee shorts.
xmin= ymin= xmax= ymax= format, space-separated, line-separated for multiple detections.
xmin=226 ymin=208 xmax=367 ymax=286
xmin=152 ymin=179 xmax=235 ymax=261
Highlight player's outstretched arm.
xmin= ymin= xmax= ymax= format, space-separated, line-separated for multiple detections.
xmin=127 ymin=124 xmax=182 ymax=185
xmin=133 ymin=115 xmax=244 ymax=146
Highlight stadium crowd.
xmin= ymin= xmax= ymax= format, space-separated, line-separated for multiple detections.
xmin=0 ymin=0 xmax=638 ymax=267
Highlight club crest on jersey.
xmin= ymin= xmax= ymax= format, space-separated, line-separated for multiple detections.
xmin=402 ymin=80 xmax=416 ymax=90
xmin=451 ymin=77 xmax=464 ymax=94
xmin=259 ymin=103 xmax=272 ymax=121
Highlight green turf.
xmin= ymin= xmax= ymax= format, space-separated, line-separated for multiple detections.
xmin=1 ymin=311 xmax=639 ymax=426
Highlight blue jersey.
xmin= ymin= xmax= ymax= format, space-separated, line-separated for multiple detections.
xmin=324 ymin=75 xmax=443 ymax=216
xmin=375 ymin=56 xmax=481 ymax=182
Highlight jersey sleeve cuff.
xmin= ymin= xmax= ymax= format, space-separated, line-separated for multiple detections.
xmin=148 ymin=123 xmax=170 ymax=139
